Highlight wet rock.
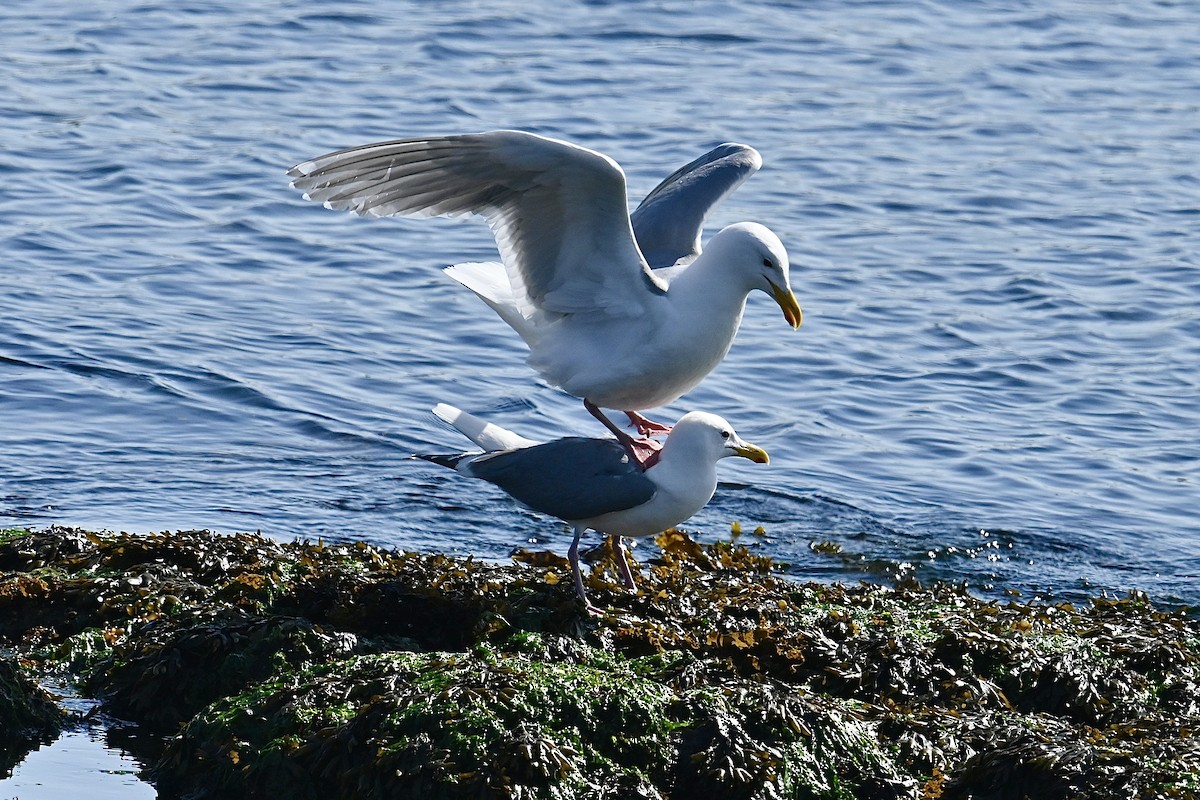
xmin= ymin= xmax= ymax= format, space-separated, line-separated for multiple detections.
xmin=1 ymin=526 xmax=1198 ymax=799
xmin=0 ymin=655 xmax=66 ymax=775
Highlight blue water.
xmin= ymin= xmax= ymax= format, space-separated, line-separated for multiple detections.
xmin=2 ymin=0 xmax=1199 ymax=608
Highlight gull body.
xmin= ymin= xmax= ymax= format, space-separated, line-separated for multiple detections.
xmin=444 ymin=218 xmax=792 ymax=411
xmin=289 ymin=132 xmax=802 ymax=454
xmin=418 ymin=404 xmax=768 ymax=608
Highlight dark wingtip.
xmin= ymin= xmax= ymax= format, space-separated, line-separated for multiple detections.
xmin=414 ymin=452 xmax=469 ymax=470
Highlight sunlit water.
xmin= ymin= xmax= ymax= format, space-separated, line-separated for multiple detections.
xmin=2 ymin=0 xmax=1199 ymax=619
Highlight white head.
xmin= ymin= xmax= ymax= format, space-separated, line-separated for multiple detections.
xmin=659 ymin=411 xmax=769 ymax=465
xmin=707 ymin=222 xmax=802 ymax=330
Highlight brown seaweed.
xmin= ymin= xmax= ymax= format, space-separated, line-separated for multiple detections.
xmin=1 ymin=526 xmax=1198 ymax=799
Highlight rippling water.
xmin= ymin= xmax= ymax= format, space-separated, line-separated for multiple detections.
xmin=2 ymin=0 xmax=1198 ymax=605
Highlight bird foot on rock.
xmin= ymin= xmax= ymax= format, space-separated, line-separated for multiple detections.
xmin=625 ymin=411 xmax=673 ymax=438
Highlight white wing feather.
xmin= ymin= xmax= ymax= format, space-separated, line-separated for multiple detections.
xmin=289 ymin=131 xmax=667 ymax=318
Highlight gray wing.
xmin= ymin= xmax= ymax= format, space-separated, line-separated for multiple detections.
xmin=464 ymin=437 xmax=655 ymax=521
xmin=630 ymin=143 xmax=762 ymax=269
xmin=288 ymin=130 xmax=667 ymax=316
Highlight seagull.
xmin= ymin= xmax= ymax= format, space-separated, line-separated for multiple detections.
xmin=417 ymin=403 xmax=769 ymax=611
xmin=288 ymin=131 xmax=802 ymax=466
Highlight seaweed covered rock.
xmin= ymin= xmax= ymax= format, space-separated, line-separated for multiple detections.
xmin=0 ymin=655 xmax=66 ymax=775
xmin=85 ymin=611 xmax=364 ymax=731
xmin=2 ymin=526 xmax=1199 ymax=799
xmin=153 ymin=647 xmax=908 ymax=800
xmin=155 ymin=649 xmax=681 ymax=799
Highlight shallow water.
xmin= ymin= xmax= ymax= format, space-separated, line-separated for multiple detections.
xmin=0 ymin=690 xmax=155 ymax=798
xmin=0 ymin=727 xmax=155 ymax=799
xmin=2 ymin=0 xmax=1199 ymax=608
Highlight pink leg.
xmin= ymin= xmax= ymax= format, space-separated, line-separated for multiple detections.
xmin=568 ymin=526 xmax=601 ymax=615
xmin=609 ymin=533 xmax=637 ymax=590
xmin=585 ymin=400 xmax=662 ymax=469
xmin=625 ymin=410 xmax=673 ymax=437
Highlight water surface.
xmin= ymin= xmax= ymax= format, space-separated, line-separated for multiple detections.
xmin=2 ymin=0 xmax=1198 ymax=607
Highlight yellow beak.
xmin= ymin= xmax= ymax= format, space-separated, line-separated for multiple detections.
xmin=732 ymin=442 xmax=770 ymax=464
xmin=769 ymin=281 xmax=803 ymax=330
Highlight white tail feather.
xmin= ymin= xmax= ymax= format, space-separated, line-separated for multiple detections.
xmin=432 ymin=403 xmax=538 ymax=451
xmin=443 ymin=262 xmax=542 ymax=345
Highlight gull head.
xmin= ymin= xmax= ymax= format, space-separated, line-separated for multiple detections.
xmin=661 ymin=411 xmax=770 ymax=465
xmin=709 ymin=222 xmax=802 ymax=330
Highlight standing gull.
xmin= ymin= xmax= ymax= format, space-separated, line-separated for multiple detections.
xmin=417 ymin=404 xmax=769 ymax=610
xmin=288 ymin=131 xmax=802 ymax=464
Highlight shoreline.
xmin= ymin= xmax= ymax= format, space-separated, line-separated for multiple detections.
xmin=2 ymin=526 xmax=1198 ymax=799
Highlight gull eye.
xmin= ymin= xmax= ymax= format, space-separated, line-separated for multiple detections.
xmin=721 ymin=430 xmax=731 ymax=440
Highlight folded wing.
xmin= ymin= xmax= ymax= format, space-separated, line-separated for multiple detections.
xmin=464 ymin=437 xmax=655 ymax=521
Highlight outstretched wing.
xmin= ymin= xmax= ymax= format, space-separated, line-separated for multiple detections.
xmin=464 ymin=437 xmax=655 ymax=521
xmin=289 ymin=130 xmax=666 ymax=316
xmin=631 ymin=143 xmax=762 ymax=268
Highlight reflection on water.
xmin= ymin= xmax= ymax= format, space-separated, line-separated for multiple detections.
xmin=0 ymin=730 xmax=153 ymax=800
xmin=0 ymin=692 xmax=155 ymax=800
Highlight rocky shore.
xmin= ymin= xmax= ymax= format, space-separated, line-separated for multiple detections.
xmin=1 ymin=526 xmax=1197 ymax=799
xmin=0 ymin=650 xmax=64 ymax=775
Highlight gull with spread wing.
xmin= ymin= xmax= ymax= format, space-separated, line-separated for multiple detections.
xmin=289 ymin=131 xmax=801 ymax=466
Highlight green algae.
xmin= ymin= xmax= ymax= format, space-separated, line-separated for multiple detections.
xmin=2 ymin=526 xmax=1199 ymax=799
xmin=85 ymin=611 xmax=364 ymax=732
xmin=0 ymin=528 xmax=31 ymax=546
xmin=155 ymin=648 xmax=905 ymax=800
xmin=158 ymin=650 xmax=680 ymax=799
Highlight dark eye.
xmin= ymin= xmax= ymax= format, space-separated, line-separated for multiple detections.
xmin=762 ymin=258 xmax=773 ymax=268
xmin=721 ymin=430 xmax=731 ymax=440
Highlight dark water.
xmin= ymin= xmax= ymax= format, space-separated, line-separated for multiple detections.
xmin=3 ymin=0 xmax=1199 ymax=616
